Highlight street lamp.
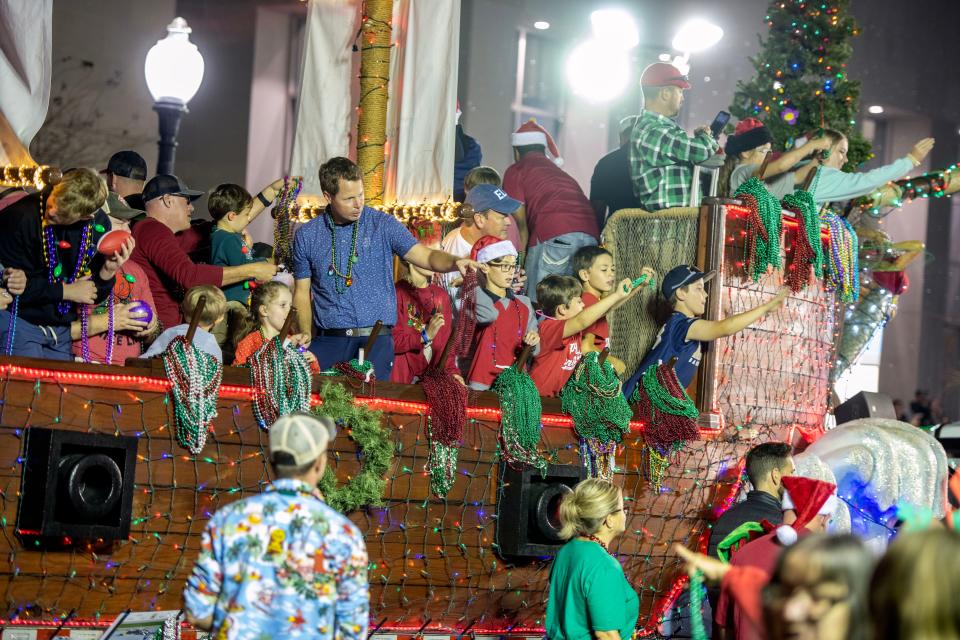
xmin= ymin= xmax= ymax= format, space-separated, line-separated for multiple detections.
xmin=669 ymin=18 xmax=724 ymax=75
xmin=144 ymin=17 xmax=204 ymax=175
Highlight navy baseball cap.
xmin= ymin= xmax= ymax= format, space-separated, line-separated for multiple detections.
xmin=101 ymin=151 xmax=147 ymax=181
xmin=465 ymin=184 xmax=522 ymax=215
xmin=661 ymin=265 xmax=716 ymax=299
xmin=142 ymin=174 xmax=204 ymax=203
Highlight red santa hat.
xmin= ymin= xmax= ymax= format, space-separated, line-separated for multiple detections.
xmin=470 ymin=235 xmax=517 ymax=264
xmin=777 ymin=475 xmax=838 ymax=545
xmin=512 ymin=119 xmax=563 ymax=166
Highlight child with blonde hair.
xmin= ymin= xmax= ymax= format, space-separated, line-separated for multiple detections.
xmin=141 ymin=285 xmax=227 ymax=362
xmin=232 ymin=281 xmax=318 ymax=371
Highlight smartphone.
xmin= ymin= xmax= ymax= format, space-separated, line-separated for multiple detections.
xmin=710 ymin=110 xmax=731 ymax=138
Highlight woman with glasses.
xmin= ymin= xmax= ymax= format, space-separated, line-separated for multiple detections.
xmin=545 ymin=479 xmax=637 ymax=640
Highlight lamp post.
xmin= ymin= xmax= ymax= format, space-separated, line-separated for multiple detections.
xmin=144 ymin=17 xmax=204 ymax=176
xmin=669 ymin=18 xmax=724 ymax=74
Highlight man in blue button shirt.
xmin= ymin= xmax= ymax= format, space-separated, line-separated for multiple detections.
xmin=623 ymin=265 xmax=788 ymax=398
xmin=293 ymin=157 xmax=483 ymax=377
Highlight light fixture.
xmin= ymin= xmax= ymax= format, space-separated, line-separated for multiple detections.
xmin=658 ymin=53 xmax=672 ymax=62
xmin=671 ymin=18 xmax=724 ymax=54
xmin=144 ymin=17 xmax=205 ymax=175
xmin=533 ymin=21 xmax=550 ymax=30
xmin=566 ymin=40 xmax=630 ymax=103
xmin=868 ymin=105 xmax=884 ymax=114
xmin=590 ymin=8 xmax=639 ymax=50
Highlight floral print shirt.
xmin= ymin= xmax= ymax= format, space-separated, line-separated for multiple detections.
xmin=183 ymin=479 xmax=369 ymax=640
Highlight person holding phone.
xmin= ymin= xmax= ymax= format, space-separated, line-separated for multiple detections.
xmin=720 ymin=118 xmax=832 ymax=198
xmin=629 ymin=62 xmax=721 ymax=211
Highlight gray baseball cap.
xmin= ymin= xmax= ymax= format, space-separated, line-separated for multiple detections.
xmin=269 ymin=413 xmax=337 ymax=467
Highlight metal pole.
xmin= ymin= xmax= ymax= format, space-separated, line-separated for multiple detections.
xmin=153 ymin=100 xmax=188 ymax=175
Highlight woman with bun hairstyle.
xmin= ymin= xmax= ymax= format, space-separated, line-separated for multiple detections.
xmin=545 ymin=479 xmax=638 ymax=640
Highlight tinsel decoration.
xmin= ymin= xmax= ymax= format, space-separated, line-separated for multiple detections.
xmin=249 ymin=336 xmax=312 ymax=429
xmin=734 ymin=177 xmax=783 ymax=281
xmin=491 ymin=361 xmax=547 ymax=475
xmin=162 ymin=336 xmax=222 ymax=454
xmin=782 ymin=181 xmax=824 ymax=293
xmin=630 ymin=362 xmax=700 ymax=490
xmin=273 ymin=176 xmax=303 ymax=269
xmin=560 ymin=351 xmax=632 ymax=480
xmin=421 ymin=364 xmax=468 ymax=497
xmin=821 ymin=210 xmax=859 ymax=303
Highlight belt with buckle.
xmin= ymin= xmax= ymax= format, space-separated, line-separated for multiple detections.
xmin=316 ymin=325 xmax=392 ymax=337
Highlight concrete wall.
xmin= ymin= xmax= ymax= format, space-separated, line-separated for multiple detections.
xmin=31 ymin=0 xmax=176 ymax=171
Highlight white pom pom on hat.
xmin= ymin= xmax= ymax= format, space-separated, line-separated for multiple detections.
xmin=776 ymin=524 xmax=799 ymax=545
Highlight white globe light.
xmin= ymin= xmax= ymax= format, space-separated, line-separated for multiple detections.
xmin=868 ymin=105 xmax=884 ymax=114
xmin=590 ymin=8 xmax=640 ymax=50
xmin=671 ymin=18 xmax=724 ymax=54
xmin=566 ymin=39 xmax=630 ymax=103
xmin=533 ymin=21 xmax=550 ymax=30
xmin=145 ymin=17 xmax=205 ymax=104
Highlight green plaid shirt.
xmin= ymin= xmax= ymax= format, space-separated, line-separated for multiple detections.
xmin=628 ymin=110 xmax=719 ymax=211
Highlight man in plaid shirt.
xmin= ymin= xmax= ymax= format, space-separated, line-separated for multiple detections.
xmin=629 ymin=63 xmax=720 ymax=211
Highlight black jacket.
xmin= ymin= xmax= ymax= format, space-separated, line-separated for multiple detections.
xmin=707 ymin=490 xmax=783 ymax=558
xmin=0 ymin=192 xmax=113 ymax=326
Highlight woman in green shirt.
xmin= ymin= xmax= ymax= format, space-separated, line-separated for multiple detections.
xmin=546 ymin=479 xmax=639 ymax=640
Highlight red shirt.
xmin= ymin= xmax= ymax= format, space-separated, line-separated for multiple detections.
xmin=391 ymin=280 xmax=458 ymax=383
xmin=530 ymin=317 xmax=583 ymax=397
xmin=580 ymin=291 xmax=609 ymax=348
xmin=233 ymin=331 xmax=321 ymax=373
xmin=502 ymin=152 xmax=599 ymax=247
xmin=131 ymin=218 xmax=223 ymax=329
xmin=71 ymin=262 xmax=156 ymax=365
xmin=468 ymin=294 xmax=533 ymax=388
xmin=716 ymin=529 xmax=809 ymax=640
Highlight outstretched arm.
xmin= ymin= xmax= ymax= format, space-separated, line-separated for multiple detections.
xmin=686 ymin=289 xmax=787 ymax=342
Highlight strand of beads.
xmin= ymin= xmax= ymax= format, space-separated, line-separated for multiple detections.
xmin=273 ymin=176 xmax=303 ymax=269
xmin=80 ymin=305 xmax=91 ymax=362
xmin=421 ymin=363 xmax=468 ymax=496
xmin=249 ymin=335 xmax=312 ymax=429
xmin=822 ymin=210 xmax=860 ymax=303
xmin=328 ymin=213 xmax=361 ymax=294
xmin=491 ymin=362 xmax=547 ymax=474
xmin=162 ymin=336 xmax=222 ymax=454
xmin=734 ymin=177 xmax=783 ymax=281
xmin=4 ymin=295 xmax=18 ymax=356
xmin=41 ymin=221 xmax=95 ymax=314
xmin=103 ymin=295 xmax=116 ymax=365
xmin=782 ymin=185 xmax=824 ymax=293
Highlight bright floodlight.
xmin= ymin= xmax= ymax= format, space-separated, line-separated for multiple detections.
xmin=868 ymin=105 xmax=884 ymax=114
xmin=566 ymin=40 xmax=630 ymax=102
xmin=534 ymin=21 xmax=550 ymax=30
xmin=671 ymin=18 xmax=724 ymax=54
xmin=145 ymin=17 xmax=205 ymax=104
xmin=590 ymin=8 xmax=639 ymax=49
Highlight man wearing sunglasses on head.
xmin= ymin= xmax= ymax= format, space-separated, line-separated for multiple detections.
xmin=629 ymin=62 xmax=720 ymax=212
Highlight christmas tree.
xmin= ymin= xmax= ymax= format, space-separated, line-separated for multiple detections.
xmin=731 ymin=0 xmax=871 ymax=169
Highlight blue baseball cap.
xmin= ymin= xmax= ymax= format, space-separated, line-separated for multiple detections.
xmin=465 ymin=184 xmax=522 ymax=215
xmin=661 ymin=265 xmax=716 ymax=299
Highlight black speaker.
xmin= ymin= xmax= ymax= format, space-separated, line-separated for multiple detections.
xmin=834 ymin=391 xmax=896 ymax=425
xmin=494 ymin=461 xmax=586 ymax=558
xmin=16 ymin=427 xmax=138 ymax=548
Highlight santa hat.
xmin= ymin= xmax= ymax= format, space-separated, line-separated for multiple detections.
xmin=724 ymin=118 xmax=773 ymax=156
xmin=512 ymin=119 xmax=563 ymax=166
xmin=470 ymin=235 xmax=517 ymax=264
xmin=777 ymin=476 xmax=838 ymax=545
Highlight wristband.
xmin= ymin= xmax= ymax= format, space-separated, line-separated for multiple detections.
xmin=257 ymin=191 xmax=272 ymax=207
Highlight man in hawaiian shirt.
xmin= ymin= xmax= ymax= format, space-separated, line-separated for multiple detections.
xmin=184 ymin=413 xmax=368 ymax=639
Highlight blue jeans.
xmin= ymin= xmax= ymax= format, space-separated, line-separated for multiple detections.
xmin=0 ymin=310 xmax=72 ymax=360
xmin=525 ymin=231 xmax=598 ymax=303
xmin=309 ymin=333 xmax=395 ymax=379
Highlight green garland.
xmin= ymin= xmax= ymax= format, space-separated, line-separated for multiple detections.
xmin=734 ymin=176 xmax=783 ymax=281
xmin=314 ymin=382 xmax=395 ymax=513
xmin=491 ymin=363 xmax=547 ymax=474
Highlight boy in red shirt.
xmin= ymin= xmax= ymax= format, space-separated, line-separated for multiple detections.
xmin=531 ymin=268 xmax=653 ymax=397
xmin=466 ymin=236 xmax=540 ymax=390
xmin=572 ymin=245 xmax=630 ymax=375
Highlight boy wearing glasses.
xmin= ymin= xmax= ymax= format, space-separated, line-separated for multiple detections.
xmin=465 ymin=236 xmax=539 ymax=391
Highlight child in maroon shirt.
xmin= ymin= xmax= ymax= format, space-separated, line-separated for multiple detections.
xmin=572 ymin=246 xmax=634 ymax=375
xmin=466 ymin=236 xmax=539 ymax=390
xmin=531 ymin=268 xmax=653 ymax=397
xmin=391 ymin=221 xmax=461 ymax=384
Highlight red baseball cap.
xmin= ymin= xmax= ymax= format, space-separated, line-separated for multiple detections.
xmin=640 ymin=62 xmax=691 ymax=89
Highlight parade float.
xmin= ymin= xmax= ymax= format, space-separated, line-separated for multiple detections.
xmin=0 ymin=0 xmax=955 ymax=638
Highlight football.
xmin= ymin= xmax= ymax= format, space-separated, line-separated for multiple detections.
xmin=97 ymin=229 xmax=132 ymax=255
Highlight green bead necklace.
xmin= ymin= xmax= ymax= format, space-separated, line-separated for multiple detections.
xmin=734 ymin=176 xmax=783 ymax=281
xmin=327 ymin=214 xmax=360 ymax=294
